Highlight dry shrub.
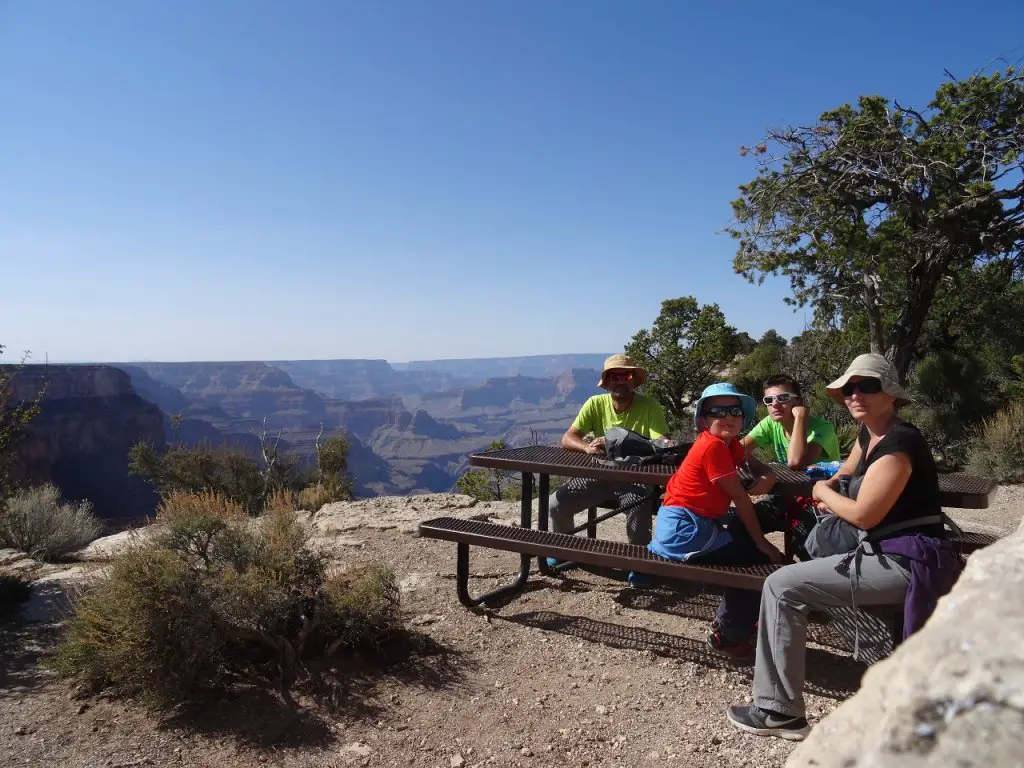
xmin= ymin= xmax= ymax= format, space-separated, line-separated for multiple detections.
xmin=0 ymin=484 xmax=102 ymax=561
xmin=298 ymin=482 xmax=351 ymax=512
xmin=51 ymin=492 xmax=402 ymax=706
xmin=264 ymin=488 xmax=299 ymax=515
xmin=967 ymin=400 xmax=1024 ymax=483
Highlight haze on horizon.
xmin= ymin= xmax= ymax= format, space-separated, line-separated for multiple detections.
xmin=2 ymin=1 xmax=1020 ymax=364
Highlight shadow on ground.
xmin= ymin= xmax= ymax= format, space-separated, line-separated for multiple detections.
xmin=159 ymin=629 xmax=471 ymax=748
xmin=500 ymin=607 xmax=865 ymax=701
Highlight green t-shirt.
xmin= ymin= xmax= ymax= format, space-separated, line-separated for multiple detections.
xmin=747 ymin=414 xmax=841 ymax=464
xmin=571 ymin=393 xmax=669 ymax=439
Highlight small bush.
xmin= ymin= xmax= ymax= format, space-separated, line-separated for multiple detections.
xmin=51 ymin=492 xmax=402 ymax=706
xmin=967 ymin=400 xmax=1024 ymax=483
xmin=297 ymin=481 xmax=351 ymax=512
xmin=0 ymin=570 xmax=32 ymax=615
xmin=0 ymin=484 xmax=102 ymax=561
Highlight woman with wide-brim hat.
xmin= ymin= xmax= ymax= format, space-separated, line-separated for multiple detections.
xmin=726 ymin=353 xmax=960 ymax=742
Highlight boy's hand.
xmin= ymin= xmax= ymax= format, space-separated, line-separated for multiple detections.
xmin=756 ymin=539 xmax=785 ymax=564
xmin=792 ymin=404 xmax=809 ymax=420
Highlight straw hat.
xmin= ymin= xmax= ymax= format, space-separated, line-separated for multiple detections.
xmin=826 ymin=353 xmax=913 ymax=407
xmin=598 ymin=354 xmax=647 ymax=389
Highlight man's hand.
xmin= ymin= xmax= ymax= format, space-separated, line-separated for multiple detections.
xmin=755 ymin=538 xmax=785 ymax=564
xmin=585 ymin=436 xmax=606 ymax=455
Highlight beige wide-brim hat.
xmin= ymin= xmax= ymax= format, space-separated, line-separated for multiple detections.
xmin=598 ymin=353 xmax=647 ymax=389
xmin=826 ymin=353 xmax=913 ymax=407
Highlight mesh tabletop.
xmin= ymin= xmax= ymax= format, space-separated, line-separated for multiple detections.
xmin=469 ymin=446 xmax=995 ymax=509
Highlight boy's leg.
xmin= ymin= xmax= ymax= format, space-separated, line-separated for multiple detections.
xmin=752 ymin=552 xmax=910 ymax=718
xmin=690 ymin=519 xmax=770 ymax=645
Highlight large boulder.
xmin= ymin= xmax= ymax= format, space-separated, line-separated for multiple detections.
xmin=787 ymin=518 xmax=1024 ymax=767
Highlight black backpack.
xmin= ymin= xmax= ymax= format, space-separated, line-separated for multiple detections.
xmin=598 ymin=427 xmax=689 ymax=467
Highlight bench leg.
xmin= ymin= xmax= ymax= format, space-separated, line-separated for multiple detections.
xmin=587 ymin=507 xmax=598 ymax=538
xmin=456 ymin=471 xmax=534 ymax=607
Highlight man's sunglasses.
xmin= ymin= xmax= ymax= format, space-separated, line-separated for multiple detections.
xmin=840 ymin=378 xmax=883 ymax=397
xmin=606 ymin=370 xmax=634 ymax=381
xmin=704 ymin=405 xmax=745 ymax=419
xmin=762 ymin=393 xmax=797 ymax=406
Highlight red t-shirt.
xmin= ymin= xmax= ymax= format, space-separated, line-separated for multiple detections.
xmin=661 ymin=430 xmax=746 ymax=519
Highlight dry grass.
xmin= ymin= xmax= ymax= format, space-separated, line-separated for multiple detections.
xmin=967 ymin=400 xmax=1024 ymax=483
xmin=0 ymin=484 xmax=102 ymax=561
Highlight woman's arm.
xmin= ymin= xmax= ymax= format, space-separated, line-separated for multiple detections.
xmin=812 ymin=452 xmax=912 ymax=530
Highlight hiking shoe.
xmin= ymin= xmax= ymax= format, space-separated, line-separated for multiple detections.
xmin=545 ymin=557 xmax=576 ymax=571
xmin=726 ymin=705 xmax=810 ymax=741
xmin=706 ymin=630 xmax=755 ymax=661
xmin=627 ymin=570 xmax=650 ymax=586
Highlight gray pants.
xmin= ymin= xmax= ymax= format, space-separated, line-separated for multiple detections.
xmin=753 ymin=549 xmax=911 ymax=717
xmin=548 ymin=477 xmax=657 ymax=545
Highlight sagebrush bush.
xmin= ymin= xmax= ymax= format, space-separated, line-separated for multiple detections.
xmin=0 ymin=484 xmax=102 ymax=561
xmin=967 ymin=400 xmax=1024 ymax=483
xmin=297 ymin=481 xmax=352 ymax=512
xmin=51 ymin=492 xmax=402 ymax=705
xmin=0 ymin=570 xmax=32 ymax=615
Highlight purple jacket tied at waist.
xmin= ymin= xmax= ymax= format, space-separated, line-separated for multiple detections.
xmin=878 ymin=534 xmax=961 ymax=640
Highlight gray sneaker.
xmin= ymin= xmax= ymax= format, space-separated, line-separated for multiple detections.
xmin=726 ymin=705 xmax=811 ymax=741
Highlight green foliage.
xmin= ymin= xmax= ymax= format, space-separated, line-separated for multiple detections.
xmin=0 ymin=344 xmax=46 ymax=508
xmin=303 ymin=432 xmax=353 ymax=508
xmin=129 ymin=440 xmax=307 ymax=515
xmin=455 ymin=440 xmax=520 ymax=501
xmin=0 ymin=484 xmax=102 ymax=561
xmin=0 ymin=570 xmax=32 ymax=615
xmin=50 ymin=492 xmax=403 ymax=705
xmin=730 ymin=330 xmax=788 ymax=398
xmin=730 ymin=65 xmax=1024 ymax=379
xmin=967 ymin=401 xmax=1024 ymax=484
xmin=625 ymin=297 xmax=740 ymax=435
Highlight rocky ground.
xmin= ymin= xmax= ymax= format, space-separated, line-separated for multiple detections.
xmin=2 ymin=488 xmax=1021 ymax=768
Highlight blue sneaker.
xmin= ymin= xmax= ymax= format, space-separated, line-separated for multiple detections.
xmin=546 ymin=557 xmax=577 ymax=571
xmin=627 ymin=571 xmax=650 ymax=586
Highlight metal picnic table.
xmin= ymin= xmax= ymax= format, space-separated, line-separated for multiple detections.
xmin=457 ymin=445 xmax=998 ymax=602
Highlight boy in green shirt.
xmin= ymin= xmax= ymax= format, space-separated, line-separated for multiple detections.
xmin=742 ymin=375 xmax=840 ymax=468
xmin=740 ymin=374 xmax=840 ymax=560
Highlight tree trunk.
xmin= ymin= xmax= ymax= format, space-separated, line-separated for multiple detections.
xmin=862 ymin=273 xmax=886 ymax=355
xmin=885 ymin=252 xmax=948 ymax=381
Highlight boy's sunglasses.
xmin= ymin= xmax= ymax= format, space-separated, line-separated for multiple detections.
xmin=840 ymin=378 xmax=883 ymax=397
xmin=762 ymin=393 xmax=797 ymax=406
xmin=704 ymin=405 xmax=745 ymax=419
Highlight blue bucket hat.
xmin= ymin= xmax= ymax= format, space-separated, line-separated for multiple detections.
xmin=694 ymin=382 xmax=756 ymax=432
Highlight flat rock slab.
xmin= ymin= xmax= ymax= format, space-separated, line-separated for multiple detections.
xmin=72 ymin=527 xmax=158 ymax=561
xmin=312 ymin=493 xmax=529 ymax=536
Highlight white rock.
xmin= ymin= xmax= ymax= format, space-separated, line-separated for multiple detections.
xmin=450 ymin=755 xmax=466 ymax=768
xmin=343 ymin=741 xmax=372 ymax=757
xmin=74 ymin=527 xmax=157 ymax=561
xmin=787 ymin=515 xmax=1024 ymax=767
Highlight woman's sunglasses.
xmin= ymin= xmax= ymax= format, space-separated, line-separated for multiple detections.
xmin=762 ymin=393 xmax=797 ymax=406
xmin=704 ymin=405 xmax=744 ymax=419
xmin=840 ymin=378 xmax=883 ymax=397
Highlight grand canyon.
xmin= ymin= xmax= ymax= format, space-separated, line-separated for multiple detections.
xmin=9 ymin=354 xmax=612 ymax=519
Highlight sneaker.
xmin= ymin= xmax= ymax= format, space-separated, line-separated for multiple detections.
xmin=627 ymin=571 xmax=650 ymax=586
xmin=726 ymin=705 xmax=810 ymax=741
xmin=706 ymin=630 xmax=755 ymax=661
xmin=545 ymin=557 xmax=577 ymax=571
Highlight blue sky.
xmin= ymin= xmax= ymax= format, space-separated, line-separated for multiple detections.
xmin=2 ymin=1 xmax=1021 ymax=364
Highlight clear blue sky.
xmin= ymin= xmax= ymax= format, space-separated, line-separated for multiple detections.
xmin=2 ymin=1 xmax=1021 ymax=363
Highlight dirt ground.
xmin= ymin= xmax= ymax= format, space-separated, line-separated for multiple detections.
xmin=2 ymin=487 xmax=1021 ymax=768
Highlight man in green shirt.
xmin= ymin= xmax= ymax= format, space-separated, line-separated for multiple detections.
xmin=741 ymin=373 xmax=840 ymax=560
xmin=549 ymin=354 xmax=670 ymax=546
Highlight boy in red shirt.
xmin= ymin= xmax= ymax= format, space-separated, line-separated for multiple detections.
xmin=649 ymin=382 xmax=782 ymax=657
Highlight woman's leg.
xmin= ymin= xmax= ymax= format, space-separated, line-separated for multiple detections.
xmin=751 ymin=552 xmax=910 ymax=718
